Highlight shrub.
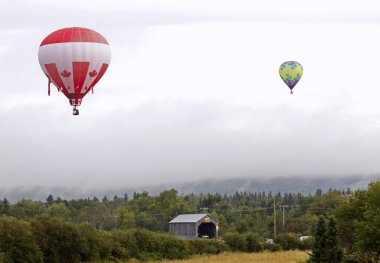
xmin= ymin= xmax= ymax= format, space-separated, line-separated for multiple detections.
xmin=274 ymin=233 xmax=301 ymax=250
xmin=188 ymin=239 xmax=228 ymax=254
xmin=113 ymin=229 xmax=190 ymax=261
xmin=245 ymin=233 xmax=264 ymax=252
xmin=31 ymin=216 xmax=86 ymax=263
xmin=0 ymin=217 xmax=43 ymax=263
xmin=223 ymin=233 xmax=247 ymax=252
xmin=298 ymin=236 xmax=314 ymax=250
xmin=112 ymin=229 xmax=138 ymax=259
xmin=77 ymin=223 xmax=126 ymax=261
xmin=134 ymin=229 xmax=161 ymax=259
xmin=158 ymin=233 xmax=190 ymax=260
xmin=264 ymin=242 xmax=282 ymax=252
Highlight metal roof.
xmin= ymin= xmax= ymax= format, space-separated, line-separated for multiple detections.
xmin=169 ymin=214 xmax=216 ymax=223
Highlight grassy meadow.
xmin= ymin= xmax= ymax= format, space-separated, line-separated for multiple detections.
xmin=91 ymin=251 xmax=310 ymax=263
xmin=151 ymin=251 xmax=309 ymax=263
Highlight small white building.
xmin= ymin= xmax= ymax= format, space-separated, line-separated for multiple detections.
xmin=300 ymin=236 xmax=312 ymax=241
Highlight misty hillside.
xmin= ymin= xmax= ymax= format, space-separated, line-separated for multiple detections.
xmin=173 ymin=175 xmax=376 ymax=193
xmin=1 ymin=174 xmax=377 ymax=202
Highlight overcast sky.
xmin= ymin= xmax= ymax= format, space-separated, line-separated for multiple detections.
xmin=1 ymin=0 xmax=380 ymax=189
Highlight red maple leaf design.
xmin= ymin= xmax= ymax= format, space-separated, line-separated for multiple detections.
xmin=89 ymin=70 xmax=98 ymax=78
xmin=60 ymin=70 xmax=71 ymax=78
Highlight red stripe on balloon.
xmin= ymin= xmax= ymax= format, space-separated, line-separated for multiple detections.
xmin=73 ymin=62 xmax=90 ymax=93
xmin=44 ymin=63 xmax=67 ymax=93
xmin=88 ymin=64 xmax=109 ymax=92
xmin=40 ymin=27 xmax=109 ymax=46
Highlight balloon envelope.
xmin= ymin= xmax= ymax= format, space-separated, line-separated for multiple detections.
xmin=279 ymin=61 xmax=303 ymax=93
xmin=38 ymin=27 xmax=111 ymax=106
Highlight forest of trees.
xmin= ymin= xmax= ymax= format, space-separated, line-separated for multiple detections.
xmin=0 ymin=181 xmax=379 ymax=262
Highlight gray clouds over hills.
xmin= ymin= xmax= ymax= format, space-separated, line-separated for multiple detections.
xmin=1 ymin=174 xmax=377 ymax=202
xmin=1 ymin=101 xmax=380 ymax=190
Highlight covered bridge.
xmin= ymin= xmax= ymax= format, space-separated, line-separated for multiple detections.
xmin=169 ymin=214 xmax=218 ymax=240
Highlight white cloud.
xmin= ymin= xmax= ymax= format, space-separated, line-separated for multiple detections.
xmin=0 ymin=100 xmax=379 ymax=188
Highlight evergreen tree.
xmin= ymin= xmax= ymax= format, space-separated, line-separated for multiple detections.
xmin=0 ymin=198 xmax=10 ymax=215
xmin=315 ymin=189 xmax=323 ymax=197
xmin=4 ymin=198 xmax=10 ymax=212
xmin=309 ymin=216 xmax=342 ymax=263
xmin=309 ymin=216 xmax=327 ymax=263
xmin=325 ymin=217 xmax=343 ymax=262
xmin=46 ymin=194 xmax=54 ymax=205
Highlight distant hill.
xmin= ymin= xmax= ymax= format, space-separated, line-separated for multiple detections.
xmin=172 ymin=174 xmax=378 ymax=195
xmin=1 ymin=174 xmax=378 ymax=202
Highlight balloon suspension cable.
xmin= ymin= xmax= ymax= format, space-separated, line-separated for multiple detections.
xmin=92 ymin=87 xmax=94 ymax=94
xmin=48 ymin=78 xmax=51 ymax=96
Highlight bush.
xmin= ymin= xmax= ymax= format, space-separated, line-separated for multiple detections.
xmin=134 ymin=229 xmax=161 ymax=260
xmin=263 ymin=242 xmax=282 ymax=252
xmin=245 ymin=233 xmax=264 ymax=252
xmin=112 ymin=229 xmax=138 ymax=259
xmin=0 ymin=217 xmax=43 ymax=263
xmin=0 ymin=252 xmax=8 ymax=263
xmin=223 ymin=233 xmax=247 ymax=252
xmin=274 ymin=233 xmax=301 ymax=250
xmin=113 ymin=229 xmax=190 ymax=261
xmin=31 ymin=216 xmax=86 ymax=263
xmin=298 ymin=236 xmax=314 ymax=250
xmin=78 ymin=223 xmax=126 ymax=261
xmin=188 ymin=239 xmax=228 ymax=254
xmin=0 ymin=216 xmax=129 ymax=263
xmin=158 ymin=233 xmax=190 ymax=260
xmin=223 ymin=233 xmax=266 ymax=253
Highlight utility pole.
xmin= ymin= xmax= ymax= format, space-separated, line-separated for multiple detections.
xmin=278 ymin=205 xmax=290 ymax=232
xmin=282 ymin=205 xmax=286 ymax=232
xmin=273 ymin=198 xmax=276 ymax=239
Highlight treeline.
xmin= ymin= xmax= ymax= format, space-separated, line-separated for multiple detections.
xmin=0 ymin=181 xmax=379 ymax=262
xmin=0 ymin=187 xmax=353 ymax=235
xmin=0 ymin=215 xmax=311 ymax=262
xmin=0 ymin=216 xmax=190 ymax=262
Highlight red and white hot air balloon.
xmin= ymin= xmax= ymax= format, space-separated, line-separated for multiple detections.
xmin=38 ymin=27 xmax=111 ymax=115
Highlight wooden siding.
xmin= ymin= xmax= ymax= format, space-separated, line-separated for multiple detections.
xmin=169 ymin=223 xmax=197 ymax=239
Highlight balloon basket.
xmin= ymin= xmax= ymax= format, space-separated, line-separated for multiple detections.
xmin=73 ymin=107 xmax=79 ymax=116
